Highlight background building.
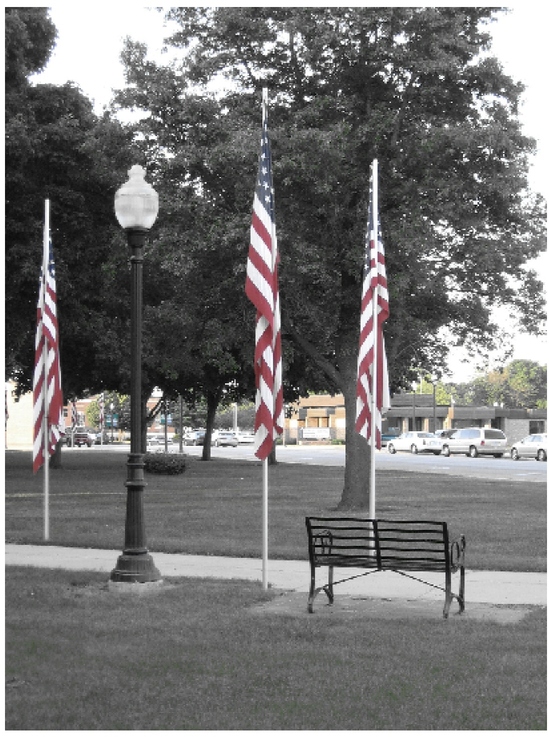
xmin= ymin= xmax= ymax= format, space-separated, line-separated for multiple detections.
xmin=285 ymin=393 xmax=546 ymax=446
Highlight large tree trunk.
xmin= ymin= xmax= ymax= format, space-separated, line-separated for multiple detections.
xmin=286 ymin=316 xmax=372 ymax=510
xmin=337 ymin=364 xmax=371 ymax=510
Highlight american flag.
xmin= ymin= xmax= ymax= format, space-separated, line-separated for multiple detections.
xmin=33 ymin=224 xmax=64 ymax=473
xmin=355 ymin=160 xmax=390 ymax=448
xmin=71 ymin=402 xmax=78 ymax=426
xmin=245 ymin=89 xmax=283 ymax=461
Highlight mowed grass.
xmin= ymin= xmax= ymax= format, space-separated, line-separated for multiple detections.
xmin=5 ymin=449 xmax=546 ymax=570
xmin=5 ymin=567 xmax=546 ymax=731
xmin=5 ymin=450 xmax=547 ymax=730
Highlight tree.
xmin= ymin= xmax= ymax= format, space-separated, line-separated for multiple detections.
xmin=5 ymin=7 xmax=56 ymax=90
xmin=5 ymin=8 xmax=142 ymax=403
xmin=114 ymin=43 xmax=322 ymax=459
xmin=137 ymin=182 xmax=259 ymax=459
xmin=502 ymin=361 xmax=547 ymax=409
xmin=464 ymin=360 xmax=547 ymax=409
xmin=118 ymin=7 xmax=545 ymax=506
xmin=436 ymin=359 xmax=547 ymax=409
xmin=86 ymin=392 xmax=130 ymax=433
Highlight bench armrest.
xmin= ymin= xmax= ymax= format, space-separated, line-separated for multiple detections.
xmin=450 ymin=534 xmax=466 ymax=572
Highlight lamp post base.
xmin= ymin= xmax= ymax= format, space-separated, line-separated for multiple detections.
xmin=110 ymin=552 xmax=162 ymax=584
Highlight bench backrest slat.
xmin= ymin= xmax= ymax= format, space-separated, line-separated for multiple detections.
xmin=306 ymin=517 xmax=450 ymax=572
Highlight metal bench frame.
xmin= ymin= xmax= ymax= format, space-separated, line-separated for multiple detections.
xmin=306 ymin=517 xmax=466 ymax=618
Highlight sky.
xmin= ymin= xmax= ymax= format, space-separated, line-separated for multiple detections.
xmin=29 ymin=4 xmax=547 ymax=383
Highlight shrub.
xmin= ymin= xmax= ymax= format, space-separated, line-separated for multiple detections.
xmin=143 ymin=452 xmax=187 ymax=475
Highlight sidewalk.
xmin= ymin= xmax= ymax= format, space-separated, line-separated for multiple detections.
xmin=5 ymin=544 xmax=547 ymax=607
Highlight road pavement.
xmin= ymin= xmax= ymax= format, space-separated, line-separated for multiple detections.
xmin=60 ymin=441 xmax=548 ymax=482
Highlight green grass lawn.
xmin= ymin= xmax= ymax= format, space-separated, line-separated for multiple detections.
xmin=5 ymin=450 xmax=546 ymax=730
xmin=5 ymin=567 xmax=546 ymax=731
xmin=5 ymin=449 xmax=547 ymax=570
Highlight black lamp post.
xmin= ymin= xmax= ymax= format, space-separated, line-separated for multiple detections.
xmin=110 ymin=165 xmax=161 ymax=584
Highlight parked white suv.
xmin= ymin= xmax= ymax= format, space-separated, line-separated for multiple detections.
xmin=441 ymin=427 xmax=507 ymax=458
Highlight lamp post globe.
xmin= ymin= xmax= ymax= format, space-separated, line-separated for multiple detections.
xmin=110 ymin=165 xmax=161 ymax=585
xmin=114 ymin=164 xmax=159 ymax=230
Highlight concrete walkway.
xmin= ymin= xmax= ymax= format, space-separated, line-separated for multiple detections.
xmin=5 ymin=544 xmax=547 ymax=607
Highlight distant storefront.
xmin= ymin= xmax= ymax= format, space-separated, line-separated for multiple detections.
xmin=286 ymin=392 xmax=546 ymax=446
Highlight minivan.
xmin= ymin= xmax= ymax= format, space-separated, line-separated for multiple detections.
xmin=441 ymin=427 xmax=507 ymax=458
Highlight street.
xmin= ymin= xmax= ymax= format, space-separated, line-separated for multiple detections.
xmin=86 ymin=442 xmax=548 ymax=483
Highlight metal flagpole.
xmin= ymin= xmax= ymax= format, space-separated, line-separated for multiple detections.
xmin=43 ymin=199 xmax=50 ymax=540
xmin=261 ymin=87 xmax=269 ymax=592
xmin=369 ymin=160 xmax=379 ymax=521
xmin=262 ymin=457 xmax=268 ymax=590
xmin=247 ymin=86 xmax=281 ymax=591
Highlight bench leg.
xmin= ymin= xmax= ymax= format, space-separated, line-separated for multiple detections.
xmin=323 ymin=565 xmax=334 ymax=605
xmin=443 ymin=567 xmax=466 ymax=618
xmin=308 ymin=566 xmax=335 ymax=613
xmin=443 ymin=591 xmax=452 ymax=618
xmin=443 ymin=569 xmax=452 ymax=618
xmin=459 ymin=564 xmax=465 ymax=613
xmin=307 ymin=568 xmax=316 ymax=613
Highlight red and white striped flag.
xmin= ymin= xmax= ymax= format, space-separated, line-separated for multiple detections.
xmin=33 ymin=210 xmax=64 ymax=473
xmin=245 ymin=89 xmax=283 ymax=461
xmin=356 ymin=160 xmax=390 ymax=448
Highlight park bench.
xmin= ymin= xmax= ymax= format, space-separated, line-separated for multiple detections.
xmin=305 ymin=517 xmax=466 ymax=618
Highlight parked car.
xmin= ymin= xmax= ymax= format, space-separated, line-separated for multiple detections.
xmin=214 ymin=431 xmax=238 ymax=447
xmin=381 ymin=427 xmax=400 ymax=447
xmin=183 ymin=429 xmax=206 ymax=446
xmin=510 ymin=433 xmax=547 ymax=462
xmin=72 ymin=427 xmax=96 ymax=447
xmin=236 ymin=431 xmax=255 ymax=444
xmin=441 ymin=427 xmax=507 ymax=458
xmin=435 ymin=429 xmax=457 ymax=440
xmin=94 ymin=430 xmax=111 ymax=445
xmin=387 ymin=431 xmax=442 ymax=455
xmin=147 ymin=434 xmax=173 ymax=446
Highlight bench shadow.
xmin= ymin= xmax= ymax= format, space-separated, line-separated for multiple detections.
xmin=252 ymin=591 xmax=534 ymax=624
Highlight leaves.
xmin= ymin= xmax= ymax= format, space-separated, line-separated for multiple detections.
xmin=5 ymin=10 xmax=137 ymax=396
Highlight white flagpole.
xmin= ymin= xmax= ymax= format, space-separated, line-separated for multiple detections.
xmin=261 ymin=86 xmax=269 ymax=592
xmin=369 ymin=160 xmax=379 ymax=521
xmin=43 ymin=199 xmax=50 ymax=541
xmin=262 ymin=457 xmax=268 ymax=590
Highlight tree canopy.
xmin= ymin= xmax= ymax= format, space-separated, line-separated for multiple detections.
xmin=114 ymin=7 xmax=545 ymax=506
xmin=451 ymin=360 xmax=547 ymax=410
xmin=5 ymin=8 xmax=141 ymax=400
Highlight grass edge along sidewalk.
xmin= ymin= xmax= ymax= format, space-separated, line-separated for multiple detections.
xmin=5 ymin=543 xmax=547 ymax=611
xmin=5 ymin=449 xmax=546 ymax=572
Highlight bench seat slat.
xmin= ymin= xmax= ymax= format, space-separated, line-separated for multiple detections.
xmin=315 ymin=555 xmax=379 ymax=568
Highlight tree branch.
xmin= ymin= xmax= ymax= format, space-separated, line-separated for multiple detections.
xmin=284 ymin=320 xmax=343 ymax=391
